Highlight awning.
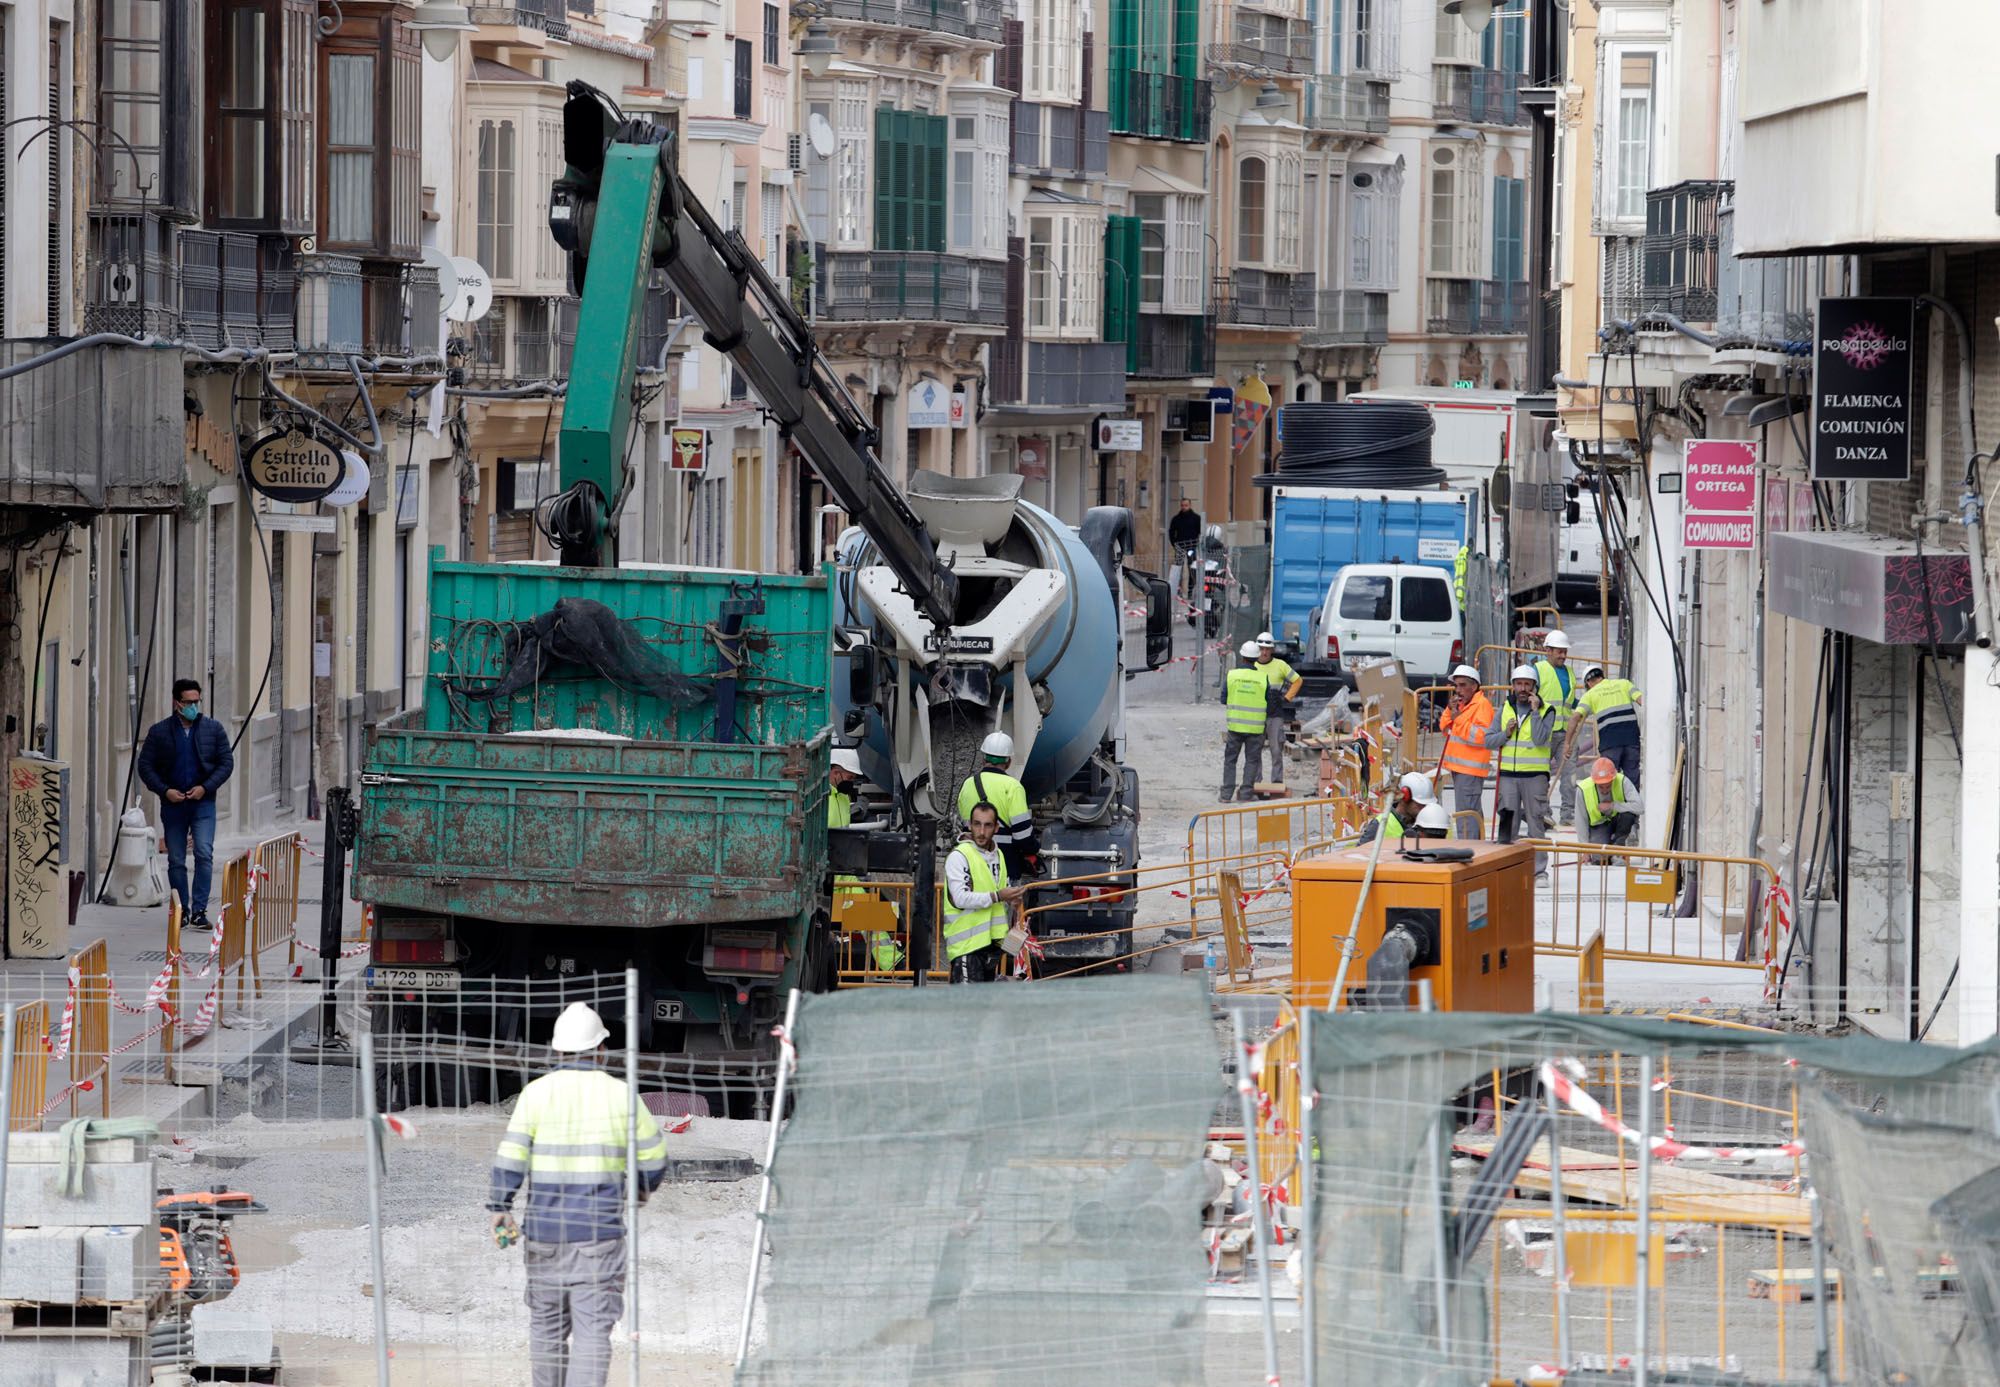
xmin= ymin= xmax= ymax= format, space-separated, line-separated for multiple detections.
xmin=1768 ymin=530 xmax=1975 ymax=645
xmin=1133 ymin=164 xmax=1207 ymax=199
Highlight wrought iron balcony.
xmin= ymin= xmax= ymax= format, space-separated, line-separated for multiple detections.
xmin=815 ymin=250 xmax=1007 ymax=327
xmin=1642 ymin=180 xmax=1729 ymax=323
xmin=1309 ymin=75 xmax=1390 ymax=136
xmin=821 ymin=0 xmax=1005 ymax=44
xmin=294 ymin=254 xmax=365 ymax=359
xmin=1714 ymin=203 xmax=1824 ymax=350
xmin=85 ymin=214 xmax=181 ymax=339
xmin=636 ymin=283 xmax=684 ymax=373
xmin=470 ymin=0 xmax=549 ymax=32
xmin=1478 ymin=279 xmax=1529 ymax=335
xmin=1433 ymin=66 xmax=1526 ymax=126
xmin=1011 ymin=104 xmax=1110 ymax=179
xmin=1302 ymin=289 xmax=1387 ymax=347
xmin=988 ymin=340 xmax=1127 ymax=410
xmin=1111 ymin=71 xmax=1213 ymax=144
xmin=1210 ymin=11 xmax=1313 ymax=75
xmin=1427 ymin=279 xmax=1528 ymax=335
xmin=182 ymin=231 xmax=296 ymax=351
xmin=0 ymin=340 xmax=183 ymax=510
xmin=1215 ymin=270 xmax=1317 ymax=329
xmin=1132 ymin=313 xmax=1214 ymax=379
xmin=361 ymin=265 xmax=443 ymax=359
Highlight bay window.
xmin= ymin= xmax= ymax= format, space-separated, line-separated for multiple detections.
xmin=1612 ymin=52 xmax=1656 ymax=221
xmin=1133 ymin=191 xmax=1204 ymax=311
xmin=1349 ymin=0 xmax=1397 ymax=76
xmin=477 ymin=118 xmax=517 ymax=282
xmin=1237 ymin=157 xmax=1266 ymax=264
xmin=874 ymin=108 xmax=946 ymax=253
xmin=317 ymin=13 xmax=420 ymax=259
xmin=1347 ymin=161 xmax=1400 ymax=291
xmin=199 ymin=0 xmax=317 ymax=230
xmin=947 ymin=92 xmax=1008 ymax=260
xmin=1027 ymin=207 xmax=1103 ymax=340
xmin=1236 ymin=144 xmax=1303 ymax=271
xmin=1026 ymin=0 xmax=1081 ymax=104
xmin=100 ymin=0 xmax=203 ymax=218
xmin=1426 ymin=142 xmax=1481 ymax=278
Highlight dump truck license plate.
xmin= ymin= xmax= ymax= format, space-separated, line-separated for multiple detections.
xmin=653 ymin=999 xmax=685 ymax=1021
xmin=367 ymin=967 xmax=460 ymax=991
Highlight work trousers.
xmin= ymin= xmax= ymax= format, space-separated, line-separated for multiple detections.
xmin=1598 ymin=741 xmax=1641 ymax=786
xmin=1450 ymin=771 xmax=1486 ymax=826
xmin=1265 ymin=716 xmax=1289 ymax=784
xmin=1221 ymin=730 xmax=1263 ymax=800
xmin=160 ymin=800 xmax=217 ymax=917
xmin=1586 ymin=812 xmax=1639 ymax=850
xmin=949 ymin=942 xmax=1001 ymax=984
xmin=1495 ymin=772 xmax=1550 ymax=874
xmin=524 ymin=1237 xmax=625 ymax=1387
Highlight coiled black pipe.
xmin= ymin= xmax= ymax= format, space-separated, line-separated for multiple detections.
xmin=1253 ymin=401 xmax=1450 ymax=488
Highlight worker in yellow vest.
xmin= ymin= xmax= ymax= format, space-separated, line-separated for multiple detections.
xmin=1494 ymin=666 xmax=1555 ymax=873
xmin=943 ymin=802 xmax=1027 ymax=984
xmin=1359 ymin=771 xmax=1435 ymax=845
xmin=1221 ymin=642 xmax=1269 ymax=803
xmin=1533 ymin=630 xmax=1582 ymax=827
xmin=1564 ymin=667 xmax=1644 ymax=786
xmin=1255 ymin=631 xmax=1303 ymax=778
xmin=1436 ymin=664 xmax=1496 ymax=821
xmin=827 ymin=747 xmax=900 ymax=972
xmin=956 ymin=732 xmax=1039 ymax=879
xmin=1577 ymin=756 xmax=1641 ymax=861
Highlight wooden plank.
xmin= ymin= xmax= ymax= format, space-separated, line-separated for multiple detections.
xmin=1459 ymin=1136 xmax=1808 ymax=1228
xmin=1748 ymin=1265 xmax=1958 ymax=1303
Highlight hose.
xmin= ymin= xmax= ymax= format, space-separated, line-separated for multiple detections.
xmin=1253 ymin=402 xmax=1449 ymax=489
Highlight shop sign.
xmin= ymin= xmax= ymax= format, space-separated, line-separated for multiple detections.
xmin=1769 ymin=529 xmax=1975 ymax=644
xmin=1018 ymin=437 xmax=1050 ymax=481
xmin=1812 ymin=297 xmax=1915 ymax=481
xmin=949 ymin=391 xmax=968 ymax=430
xmin=670 ymin=428 xmax=707 ymax=471
xmin=1095 ymin=418 xmax=1143 ymax=452
xmin=1682 ymin=439 xmax=1758 ymax=550
xmin=908 ymin=380 xmax=952 ymax=429
xmin=1208 ymin=385 xmax=1234 ymax=415
xmin=241 ymin=428 xmax=345 ymax=505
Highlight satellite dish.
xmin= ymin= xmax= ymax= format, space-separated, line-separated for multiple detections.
xmin=807 ymin=113 xmax=836 ymax=160
xmin=422 ymin=248 xmax=460 ymax=316
xmin=325 ymin=450 xmax=372 ymax=508
xmin=445 ymin=255 xmax=492 ymax=323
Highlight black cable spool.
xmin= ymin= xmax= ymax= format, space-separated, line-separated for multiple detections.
xmin=1254 ymin=402 xmax=1450 ymax=489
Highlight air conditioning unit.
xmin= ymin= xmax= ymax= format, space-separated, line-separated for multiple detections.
xmin=787 ymin=133 xmax=804 ymax=174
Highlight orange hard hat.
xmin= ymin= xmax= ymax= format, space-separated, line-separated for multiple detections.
xmin=1591 ymin=757 xmax=1617 ymax=785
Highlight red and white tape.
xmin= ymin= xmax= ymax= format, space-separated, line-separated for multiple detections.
xmin=1541 ymin=1058 xmax=1804 ymax=1162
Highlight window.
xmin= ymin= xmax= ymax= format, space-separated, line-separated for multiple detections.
xmin=873 ymin=108 xmax=946 ymax=253
xmin=318 ymin=16 xmax=420 ymax=257
xmin=1168 ymin=194 xmax=1202 ymax=310
xmin=477 ymin=119 xmax=517 ymax=281
xmin=325 ymin=53 xmax=375 ymax=246
xmin=1338 ymin=573 xmax=1391 ymax=621
xmin=1348 ymin=164 xmax=1399 ymax=291
xmin=761 ymin=179 xmax=783 ymax=279
xmin=1426 ymin=143 xmax=1480 ymax=277
xmin=835 ymin=82 xmax=868 ymax=247
xmin=1271 ymin=152 xmax=1302 ymax=271
xmin=195 ymin=0 xmax=313 ymax=228
xmin=1434 ymin=0 xmax=1478 ymax=65
xmin=946 ymin=96 xmax=1009 ymax=259
xmin=215 ymin=6 xmax=268 ymax=221
xmin=734 ymin=39 xmax=753 ymax=120
xmin=1026 ymin=208 xmax=1103 ymax=339
xmin=101 ymin=0 xmax=204 ymax=217
xmin=1399 ymin=575 xmax=1451 ymax=623
xmin=1237 ymin=156 xmax=1266 ymax=264
xmin=1027 ymin=0 xmax=1080 ymax=104
xmin=953 ymin=121 xmax=975 ymax=251
xmin=1135 ymin=193 xmax=1167 ymax=307
xmin=1493 ymin=174 xmax=1524 ymax=283
xmin=1350 ymin=0 xmax=1397 ymax=75
xmin=763 ymin=3 xmax=780 ymax=65
xmin=804 ymin=97 xmax=833 ymax=243
xmin=1614 ymin=53 xmax=1655 ymax=219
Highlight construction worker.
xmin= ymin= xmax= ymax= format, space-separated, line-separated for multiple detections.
xmin=943 ymin=801 xmax=1027 ymax=984
xmin=828 ymin=748 xmax=900 ymax=972
xmin=1452 ymin=544 xmax=1469 ymax=607
xmin=488 ymin=1002 xmax=669 ymax=1387
xmin=1436 ymin=664 xmax=1496 ymax=822
xmin=1410 ymin=803 xmax=1453 ymax=841
xmin=1494 ymin=666 xmax=1556 ymax=871
xmin=956 ymin=732 xmax=1038 ymax=878
xmin=1255 ymin=631 xmax=1303 ymax=777
xmin=1359 ymin=771 xmax=1435 ymax=845
xmin=1577 ymin=756 xmax=1641 ymax=858
xmin=1533 ymin=631 xmax=1583 ymax=826
xmin=1221 ymin=641 xmax=1269 ymax=803
xmin=1567 ymin=667 xmax=1644 ymax=785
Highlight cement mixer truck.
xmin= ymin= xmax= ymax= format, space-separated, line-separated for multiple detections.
xmin=349 ymin=84 xmax=1173 ymax=1112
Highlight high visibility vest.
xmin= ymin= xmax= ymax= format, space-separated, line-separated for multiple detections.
xmin=957 ymin=770 xmax=1033 ymax=844
xmin=1582 ymin=678 xmax=1641 ymax=744
xmin=1498 ymin=702 xmax=1552 ymax=775
xmin=1453 ymin=546 xmax=1469 ymax=605
xmin=1375 ymin=809 xmax=1406 ymax=840
xmin=490 ymin=1067 xmax=669 ymax=1243
xmin=1439 ymin=693 xmax=1496 ymax=779
xmin=1534 ymin=658 xmax=1578 ymax=731
xmin=943 ymin=842 xmax=1009 ymax=960
xmin=828 ymin=790 xmax=899 ymax=968
xmin=1578 ymin=776 xmax=1630 ymax=827
xmin=1225 ymin=667 xmax=1269 ymax=735
xmin=1260 ymin=657 xmax=1299 ymax=700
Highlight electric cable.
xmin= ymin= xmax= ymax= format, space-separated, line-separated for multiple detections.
xmin=1251 ymin=402 xmax=1448 ymax=489
xmin=26 ymin=524 xmax=72 ymax=749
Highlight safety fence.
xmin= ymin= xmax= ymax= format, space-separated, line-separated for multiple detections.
xmin=5 ymin=999 xmax=48 ymax=1131
xmin=1471 ymin=642 xmax=1625 ymax=687
xmin=1533 ymin=840 xmax=1781 ymax=983
xmin=1395 ymin=681 xmax=1509 ymax=776
xmin=67 ymin=935 xmax=111 ymax=1120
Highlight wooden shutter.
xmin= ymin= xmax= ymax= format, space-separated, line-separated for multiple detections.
xmin=280 ymin=0 xmax=318 ymax=234
xmin=919 ymin=114 xmax=946 ymax=253
xmin=389 ymin=22 xmax=421 ymax=259
xmin=1005 ymin=233 xmax=1025 ymax=335
xmin=1171 ymin=0 xmax=1198 ymax=78
xmin=1079 ymin=27 xmax=1092 ymax=114
xmin=873 ymin=107 xmax=896 ymax=250
xmin=1104 ymin=215 xmax=1140 ymax=370
xmin=998 ymin=19 xmax=1023 ymax=95
xmin=1107 ymin=0 xmax=1132 ymax=129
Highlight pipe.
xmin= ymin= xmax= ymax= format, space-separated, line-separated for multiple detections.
xmin=448 ymin=381 xmax=571 ymax=399
xmin=1358 ymin=925 xmax=1422 ymax=1009
xmin=0 ymin=332 xmax=267 ymax=384
xmin=259 ymin=365 xmax=378 ymax=458
xmin=1325 ymin=805 xmax=1394 ymax=1009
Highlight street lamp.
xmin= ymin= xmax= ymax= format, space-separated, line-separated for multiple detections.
xmin=1442 ymin=0 xmax=1521 ymax=34
xmin=407 ymin=0 xmax=475 ymax=60
xmin=799 ymin=21 xmax=838 ymax=78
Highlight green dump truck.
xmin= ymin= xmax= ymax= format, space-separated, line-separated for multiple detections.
xmin=353 ymin=553 xmax=835 ymax=1113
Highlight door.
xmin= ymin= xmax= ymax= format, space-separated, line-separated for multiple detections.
xmin=1394 ymin=569 xmax=1458 ymax=683
xmin=1330 ymin=568 xmax=1394 ymax=668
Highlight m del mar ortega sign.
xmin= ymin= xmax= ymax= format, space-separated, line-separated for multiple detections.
xmin=1811 ymin=297 xmax=1915 ymax=482
xmin=242 ymin=427 xmax=345 ymax=504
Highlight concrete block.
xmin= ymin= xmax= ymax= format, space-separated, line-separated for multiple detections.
xmin=5 ymin=1134 xmax=140 ymax=1165
xmin=2 ymin=1161 xmax=155 ymax=1228
xmin=79 ymin=1226 xmax=156 ymax=1302
xmin=190 ymin=1305 xmax=275 ymax=1367
xmin=0 ymin=1226 xmax=82 ymax=1303
xmin=0 ymin=1335 xmax=146 ymax=1386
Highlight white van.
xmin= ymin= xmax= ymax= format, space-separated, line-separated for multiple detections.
xmin=1308 ymin=561 xmax=1464 ymax=690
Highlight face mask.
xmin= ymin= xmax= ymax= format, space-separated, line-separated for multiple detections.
xmin=180 ymin=702 xmax=200 ymax=721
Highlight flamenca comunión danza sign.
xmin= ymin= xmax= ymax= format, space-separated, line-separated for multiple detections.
xmin=1812 ymin=297 xmax=1915 ymax=482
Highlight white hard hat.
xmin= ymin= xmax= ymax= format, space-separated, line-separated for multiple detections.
xmin=1451 ymin=664 xmax=1480 ymax=682
xmin=1256 ymin=631 xmax=1275 ymax=646
xmin=1511 ymin=665 xmax=1537 ymax=682
xmin=551 ymin=1002 xmax=609 ymax=1053
xmin=1415 ymin=804 xmax=1452 ymax=833
xmin=830 ymin=747 xmax=863 ymax=775
xmin=1240 ymin=640 xmax=1262 ymax=659
xmin=1398 ymin=771 xmax=1435 ymax=805
xmin=1544 ymin=630 xmax=1571 ymax=650
xmin=979 ymin=732 xmax=1014 ymax=760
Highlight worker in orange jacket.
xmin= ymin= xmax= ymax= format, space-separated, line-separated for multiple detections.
xmin=1435 ymin=663 xmax=1496 ymax=822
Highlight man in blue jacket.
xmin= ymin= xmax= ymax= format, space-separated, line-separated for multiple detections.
xmin=137 ymin=679 xmax=234 ymax=931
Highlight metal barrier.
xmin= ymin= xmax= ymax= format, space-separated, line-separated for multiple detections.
xmin=832 ymin=880 xmax=943 ymax=985
xmin=68 ymin=935 xmax=111 ymax=1119
xmin=1396 ymin=682 xmax=1509 ymax=775
xmin=244 ymin=831 xmax=305 ymax=996
xmin=1472 ymin=643 xmax=1624 ymax=686
xmin=1577 ymin=928 xmax=1605 ymax=1012
xmin=7 ymin=1000 xmax=49 ymax=1131
xmin=216 ymin=853 xmax=253 ymax=1009
xmin=1186 ymin=795 xmax=1365 ymax=905
xmin=1251 ymin=1006 xmax=1303 ymax=1191
xmin=1514 ymin=604 xmax=1565 ymax=632
xmin=1534 ymin=840 xmax=1778 ymax=979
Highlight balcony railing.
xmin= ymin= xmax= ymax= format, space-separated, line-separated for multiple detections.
xmin=85 ymin=214 xmax=181 ymax=339
xmin=1215 ymin=269 xmax=1317 ymax=329
xmin=0 ymin=340 xmax=183 ymax=510
xmin=815 ymin=250 xmax=1007 ymax=326
xmin=1714 ymin=203 xmax=1824 ymax=349
xmin=1111 ymin=71 xmax=1213 ymax=145
xmin=1011 ymin=104 xmax=1110 ymax=179
xmin=294 ymin=254 xmax=365 ymax=356
xmin=1641 ymin=180 xmax=1729 ymax=323
xmin=636 ymin=283 xmax=683 ymax=372
xmin=361 ymin=265 xmax=442 ymax=359
xmin=1211 ymin=11 xmax=1313 ymax=75
xmin=182 ymin=231 xmax=296 ymax=351
xmin=1478 ymin=279 xmax=1529 ymax=334
xmin=1426 ymin=278 xmax=1527 ymax=335
xmin=1302 ymin=289 xmax=1387 ymax=346
xmin=470 ymin=0 xmax=549 ymax=30
xmin=1309 ymin=75 xmax=1390 ymax=135
xmin=821 ymin=0 xmax=1004 ymax=43
xmin=988 ymin=339 xmax=1128 ymax=410
xmin=1433 ymin=66 xmax=1526 ymax=126
xmin=1132 ymin=313 xmax=1214 ymax=379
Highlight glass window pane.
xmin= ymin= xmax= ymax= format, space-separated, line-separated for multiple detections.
xmin=328 ymin=54 xmax=375 ymax=146
xmin=219 ymin=119 xmax=266 ymax=219
xmin=1238 ymin=158 xmax=1266 ymax=263
xmin=1399 ymin=577 xmax=1451 ymax=623
xmin=221 ymin=9 xmax=266 ymax=109
xmin=1339 ymin=574 xmax=1391 ymax=621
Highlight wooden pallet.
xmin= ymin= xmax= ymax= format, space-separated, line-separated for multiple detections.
xmin=1747 ymin=1265 xmax=1959 ymax=1303
xmin=0 ymin=1290 xmax=166 ymax=1336
xmin=1457 ymin=1136 xmax=1810 ymax=1229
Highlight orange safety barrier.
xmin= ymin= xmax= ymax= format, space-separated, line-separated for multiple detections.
xmin=68 ymin=936 xmax=111 ymax=1119
xmin=244 ymin=831 xmax=305 ymax=997
xmin=216 ymin=854 xmax=252 ymax=1009
xmin=1397 ymin=682 xmax=1510 ymax=777
xmin=832 ymin=880 xmax=943 ymax=985
xmin=1186 ymin=795 xmax=1366 ymax=912
xmin=1251 ymin=1008 xmax=1303 ymax=1191
xmin=7 ymin=1000 xmax=50 ymax=1132
xmin=1534 ymin=840 xmax=1781 ymax=982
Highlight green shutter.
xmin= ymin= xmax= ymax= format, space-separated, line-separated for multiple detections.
xmin=1109 ymin=0 xmax=1135 ymax=130
xmin=874 ymin=108 xmax=895 ymax=250
xmin=919 ymin=113 xmax=947 ymax=253
xmin=1171 ymin=0 xmax=1197 ymax=78
xmin=1104 ymin=215 xmax=1142 ymax=373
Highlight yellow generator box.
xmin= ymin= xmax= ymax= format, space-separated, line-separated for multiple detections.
xmin=1290 ymin=840 xmax=1535 ymax=1012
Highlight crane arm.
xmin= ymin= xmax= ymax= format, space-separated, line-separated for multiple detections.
xmin=546 ymin=81 xmax=957 ymax=629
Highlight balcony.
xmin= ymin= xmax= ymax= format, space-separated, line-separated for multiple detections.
xmin=361 ymin=265 xmax=443 ymax=360
xmin=181 ymin=232 xmax=296 ymax=352
xmin=0 ymin=340 xmax=182 ymax=510
xmin=1641 ymin=180 xmax=1728 ymax=324
xmin=636 ymin=283 xmax=684 ymax=373
xmin=470 ymin=0 xmax=550 ymax=31
xmin=1309 ymin=75 xmax=1390 ymax=136
xmin=815 ymin=251 xmax=1007 ymax=327
xmin=1478 ymin=279 xmax=1529 ymax=334
xmin=821 ymin=0 xmax=1005 ymax=44
xmin=1714 ymin=205 xmax=1823 ymax=351
xmin=295 ymin=255 xmax=365 ymax=359
xmin=1112 ymin=71 xmax=1213 ymax=145
xmin=1425 ymin=278 xmax=1527 ymax=335
xmin=85 ymin=214 xmax=181 ymax=339
xmin=1433 ymin=67 xmax=1526 ymax=127
xmin=1211 ymin=10 xmax=1313 ymax=76
xmin=1215 ymin=270 xmax=1316 ymax=329
xmin=1011 ymin=104 xmax=1110 ymax=179
xmin=1301 ymin=289 xmax=1387 ymax=347
xmin=988 ymin=340 xmax=1127 ymax=411
xmin=1132 ymin=313 xmax=1214 ymax=379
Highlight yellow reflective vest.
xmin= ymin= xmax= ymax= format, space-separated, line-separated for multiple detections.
xmin=487 ymin=1065 xmax=668 ymax=1243
xmin=1533 ymin=658 xmax=1579 ymax=732
xmin=943 ymin=841 xmax=1010 ymax=960
xmin=1225 ymin=666 xmax=1269 ymax=735
xmin=1498 ymin=701 xmax=1553 ymax=775
xmin=1578 ymin=775 xmax=1631 ymax=827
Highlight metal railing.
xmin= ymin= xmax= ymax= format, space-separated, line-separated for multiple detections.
xmin=1112 ymin=70 xmax=1213 ymax=144
xmin=1302 ymin=288 xmax=1387 ymax=346
xmin=1308 ymin=74 xmax=1390 ymax=135
xmin=1010 ymin=103 xmax=1110 ymax=178
xmin=295 ymin=252 xmax=366 ymax=355
xmin=987 ymin=339 xmax=1129 ymax=409
xmin=181 ymin=230 xmax=296 ymax=350
xmin=1434 ymin=65 xmax=1526 ymax=125
xmin=1216 ymin=269 xmax=1317 ymax=328
xmin=815 ymin=249 xmax=1008 ymax=326
xmin=470 ymin=0 xmax=549 ymax=30
xmin=1210 ymin=10 xmax=1313 ymax=74
xmin=1715 ymin=202 xmax=1825 ymax=348
xmin=821 ymin=0 xmax=1004 ymax=42
xmin=1426 ymin=278 xmax=1528 ymax=335
xmin=85 ymin=212 xmax=181 ymax=338
xmin=6 ymin=1001 xmax=49 ymax=1132
xmin=1535 ymin=840 xmax=1786 ymax=984
xmin=1642 ymin=180 xmax=1729 ymax=323
xmin=1479 ymin=278 xmax=1529 ymax=333
xmin=1132 ymin=311 xmax=1214 ymax=378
